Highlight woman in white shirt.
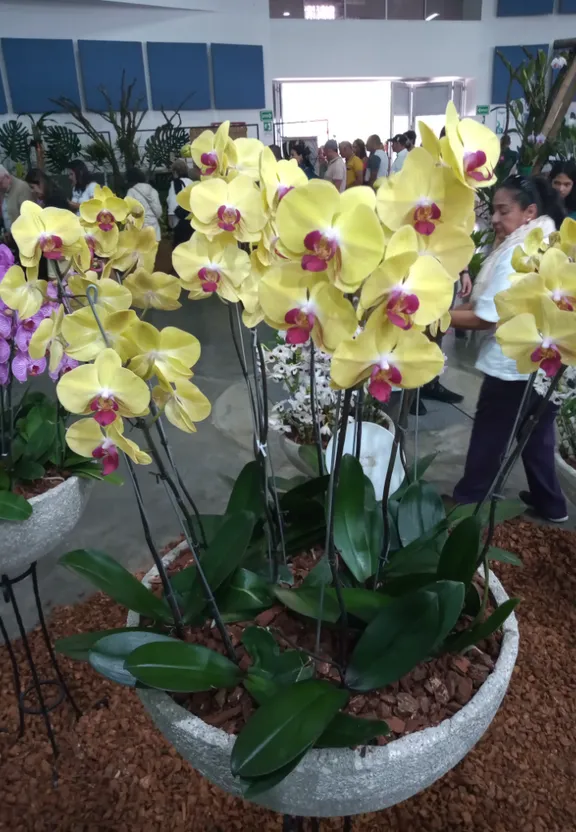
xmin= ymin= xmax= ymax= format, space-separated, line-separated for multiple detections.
xmin=125 ymin=167 xmax=163 ymax=242
xmin=68 ymin=160 xmax=97 ymax=212
xmin=450 ymin=175 xmax=568 ymax=523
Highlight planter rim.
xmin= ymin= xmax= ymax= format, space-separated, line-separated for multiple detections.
xmin=128 ymin=544 xmax=519 ymax=813
xmin=555 ymin=449 xmax=576 ymax=476
xmin=25 ymin=474 xmax=80 ymax=506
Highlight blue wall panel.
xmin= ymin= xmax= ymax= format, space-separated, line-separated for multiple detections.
xmin=78 ymin=40 xmax=146 ymax=111
xmin=497 ymin=0 xmax=553 ymax=13
xmin=492 ymin=44 xmax=548 ymax=104
xmin=559 ymin=0 xmax=576 ymax=11
xmin=211 ymin=44 xmax=265 ymax=110
xmin=147 ymin=42 xmax=210 ymax=110
xmin=2 ymin=38 xmax=79 ymax=113
xmin=0 ymin=72 xmax=7 ymax=115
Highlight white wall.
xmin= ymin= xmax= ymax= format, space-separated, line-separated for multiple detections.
xmin=0 ymin=0 xmax=273 ymax=135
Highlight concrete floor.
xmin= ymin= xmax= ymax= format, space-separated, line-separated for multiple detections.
xmin=0 ymin=303 xmax=568 ymax=635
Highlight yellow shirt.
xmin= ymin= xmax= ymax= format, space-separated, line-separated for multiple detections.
xmin=345 ymin=155 xmax=364 ymax=188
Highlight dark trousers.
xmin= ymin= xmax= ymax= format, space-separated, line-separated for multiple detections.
xmin=453 ymin=375 xmax=567 ymax=518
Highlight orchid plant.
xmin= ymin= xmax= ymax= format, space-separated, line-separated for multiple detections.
xmin=0 ymin=105 xmax=563 ymax=799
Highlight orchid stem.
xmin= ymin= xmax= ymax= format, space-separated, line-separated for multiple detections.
xmin=309 ymin=342 xmax=325 ymax=475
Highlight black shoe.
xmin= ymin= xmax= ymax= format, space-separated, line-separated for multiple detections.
xmin=519 ymin=490 xmax=568 ymax=524
xmin=410 ymin=397 xmax=427 ymax=416
xmin=421 ymin=380 xmax=464 ymax=405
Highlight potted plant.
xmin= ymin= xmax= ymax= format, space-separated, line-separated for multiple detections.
xmin=13 ymin=112 xmax=565 ymax=817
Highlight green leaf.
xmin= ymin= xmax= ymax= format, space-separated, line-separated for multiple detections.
xmin=448 ymin=499 xmax=526 ymax=529
xmin=0 ymin=469 xmax=9 ymax=490
xmin=397 ymin=482 xmax=445 ymax=547
xmin=338 ymin=588 xmax=392 ymax=623
xmin=487 ymin=547 xmax=523 ymax=567
xmin=89 ymin=630 xmax=174 ymax=687
xmin=59 ymin=549 xmax=172 ymax=622
xmin=315 ymin=712 xmax=389 ymax=748
xmin=426 ymin=580 xmax=466 ymax=647
xmin=125 ymin=640 xmax=243 ymax=692
xmin=345 ymin=586 xmax=443 ymax=692
xmin=0 ymin=491 xmax=33 ymax=521
xmin=240 ymin=752 xmax=307 ymax=798
xmin=14 ymin=459 xmax=45 ymax=482
xmin=437 ymin=516 xmax=481 ymax=587
xmin=273 ymin=475 xmax=307 ymax=492
xmin=298 ymin=444 xmax=323 ymax=476
xmin=300 ymin=555 xmax=332 ymax=589
xmin=273 ymin=587 xmax=341 ymax=623
xmin=445 ymin=598 xmax=520 ymax=654
xmin=391 ymin=453 xmax=438 ymax=501
xmin=226 ymin=461 xmax=264 ymax=518
xmin=217 ymin=569 xmax=272 ymax=613
xmin=55 ymin=627 xmax=164 ymax=661
xmin=333 ymin=455 xmax=375 ymax=583
xmin=171 ymin=510 xmax=255 ymax=616
xmin=280 ymin=474 xmax=329 ymax=512
xmin=384 ymin=546 xmax=440 ymax=579
xmin=231 ymin=680 xmax=348 ymax=778
xmin=242 ymin=627 xmax=312 ymax=688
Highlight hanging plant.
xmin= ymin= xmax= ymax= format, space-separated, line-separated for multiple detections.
xmin=0 ymin=120 xmax=31 ymax=166
xmin=43 ymin=125 xmax=83 ymax=174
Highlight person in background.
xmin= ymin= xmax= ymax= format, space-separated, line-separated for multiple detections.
xmin=389 ymin=134 xmax=409 ymax=173
xmin=68 ymin=160 xmax=97 ymax=211
xmin=495 ymin=134 xmax=518 ymax=181
xmin=125 ymin=167 xmax=163 ymax=242
xmin=25 ymin=168 xmax=71 ymax=211
xmin=549 ymin=160 xmax=576 ymax=219
xmin=353 ymin=138 xmax=368 ymax=180
xmin=167 ymin=159 xmax=194 ymax=248
xmin=366 ymin=134 xmax=389 ymax=186
xmin=290 ymin=141 xmax=317 ymax=179
xmin=451 ymin=175 xmax=567 ymax=523
xmin=0 ymin=164 xmax=33 ymax=237
xmin=339 ymin=141 xmax=363 ymax=188
xmin=404 ymin=129 xmax=417 ymax=151
xmin=322 ymin=140 xmax=346 ymax=193
xmin=269 ymin=144 xmax=283 ymax=161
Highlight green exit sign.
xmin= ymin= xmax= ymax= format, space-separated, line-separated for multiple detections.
xmin=260 ymin=109 xmax=273 ymax=121
xmin=476 ymin=105 xmax=490 ymax=116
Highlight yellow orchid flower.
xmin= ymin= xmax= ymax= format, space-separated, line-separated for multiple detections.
xmin=173 ymin=182 xmax=196 ymax=216
xmin=496 ymin=248 xmax=576 ymax=324
xmin=510 ymin=227 xmax=548 ymax=275
xmin=189 ymin=175 xmax=266 ymax=243
xmin=66 ymin=417 xmax=151 ymax=473
xmin=67 ymin=273 xmax=133 ymax=314
xmin=496 ymin=296 xmax=576 ymax=377
xmin=260 ymin=147 xmax=308 ymax=213
xmin=191 ymin=121 xmax=237 ymax=178
xmin=418 ymin=120 xmax=442 ymax=162
xmin=152 ymin=378 xmax=211 ymax=433
xmin=172 ymin=232 xmax=251 ymax=301
xmin=29 ymin=305 xmax=65 ymax=371
xmin=229 ymin=137 xmax=264 ymax=180
xmin=331 ymin=317 xmax=445 ymax=402
xmin=555 ymin=217 xmax=576 ymax=261
xmin=415 ymin=223 xmax=475 ymax=280
xmin=57 ymin=347 xmax=150 ymax=425
xmin=441 ymin=101 xmax=500 ymax=189
xmin=126 ymin=321 xmax=200 ymax=382
xmin=0 ymin=266 xmax=47 ymax=318
xmin=62 ymin=305 xmax=137 ymax=362
xmin=101 ymin=227 xmax=158 ymax=278
xmin=359 ymin=226 xmax=454 ymax=329
xmin=124 ymin=269 xmax=182 ymax=311
xmin=11 ymin=202 xmax=83 ymax=267
xmin=74 ymin=224 xmax=120 ymax=272
xmin=80 ymin=185 xmax=129 ymax=231
xmin=376 ymin=148 xmax=474 ymax=237
xmin=123 ymin=196 xmax=145 ymax=230
xmin=238 ymin=270 xmax=265 ymax=328
xmin=276 ymin=179 xmax=385 ymax=293
xmin=259 ymin=263 xmax=357 ymax=353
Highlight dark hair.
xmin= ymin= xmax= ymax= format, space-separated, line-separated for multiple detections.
xmin=353 ymin=138 xmax=367 ymax=159
xmin=269 ymin=144 xmax=283 ymax=161
xmin=126 ymin=167 xmax=147 ymax=186
xmin=498 ymin=175 xmax=566 ymax=230
xmin=549 ymin=160 xmax=576 ymax=214
xmin=292 ymin=141 xmax=311 ymax=161
xmin=439 ymin=127 xmax=446 ymax=139
xmin=25 ymin=168 xmax=69 ymax=210
xmin=69 ymin=159 xmax=93 ymax=191
xmin=404 ymin=130 xmax=417 ymax=144
xmin=501 ymin=134 xmax=512 ymax=147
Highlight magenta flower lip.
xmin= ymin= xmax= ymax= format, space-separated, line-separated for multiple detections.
xmin=285 ymin=307 xmax=315 ymax=344
xmin=302 ymin=230 xmax=338 ymax=273
xmin=368 ymin=364 xmax=402 ymax=403
xmin=90 ymin=396 xmax=119 ymax=426
xmin=217 ymin=205 xmax=241 ymax=232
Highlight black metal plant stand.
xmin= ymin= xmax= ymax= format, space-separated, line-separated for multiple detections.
xmin=0 ymin=561 xmax=81 ymax=759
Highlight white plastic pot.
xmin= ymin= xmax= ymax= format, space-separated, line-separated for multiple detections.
xmin=128 ymin=548 xmax=519 ymax=818
xmin=0 ymin=476 xmax=93 ymax=576
xmin=325 ymin=420 xmax=404 ymax=500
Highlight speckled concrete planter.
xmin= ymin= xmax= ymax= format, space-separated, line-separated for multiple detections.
xmin=0 ymin=476 xmax=93 ymax=576
xmin=128 ymin=549 xmax=519 ymax=818
xmin=555 ymin=450 xmax=576 ymax=508
xmin=279 ymin=434 xmax=316 ymax=476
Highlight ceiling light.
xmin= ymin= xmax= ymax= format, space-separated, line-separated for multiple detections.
xmin=425 ymin=12 xmax=440 ymax=20
xmin=283 ymin=10 xmax=291 ymax=15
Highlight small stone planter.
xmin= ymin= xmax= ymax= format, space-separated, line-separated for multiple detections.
xmin=555 ymin=450 xmax=576 ymax=508
xmin=0 ymin=476 xmax=93 ymax=576
xmin=128 ymin=548 xmax=519 ymax=818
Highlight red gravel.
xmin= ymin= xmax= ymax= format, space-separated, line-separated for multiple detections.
xmin=0 ymin=518 xmax=575 ymax=830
